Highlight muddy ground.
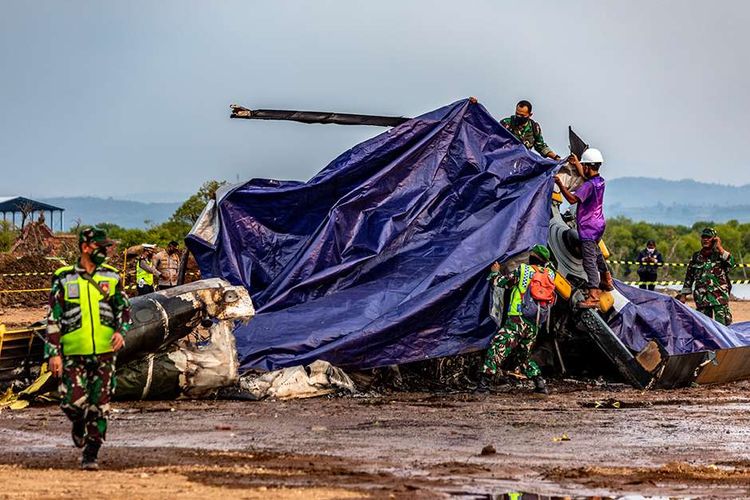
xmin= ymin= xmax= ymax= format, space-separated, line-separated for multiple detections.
xmin=3 ymin=386 xmax=750 ymax=498
xmin=1 ymin=302 xmax=750 ymax=498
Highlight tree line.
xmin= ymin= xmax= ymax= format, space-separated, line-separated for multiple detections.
xmin=603 ymin=217 xmax=750 ymax=281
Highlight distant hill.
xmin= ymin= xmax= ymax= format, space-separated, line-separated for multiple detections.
xmin=606 ymin=203 xmax=750 ymax=226
xmin=607 ymin=177 xmax=750 ymax=207
xmin=40 ymin=197 xmax=180 ymax=229
xmin=605 ymin=177 xmax=750 ymax=225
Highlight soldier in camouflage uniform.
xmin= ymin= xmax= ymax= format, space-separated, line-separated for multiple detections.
xmin=500 ymin=100 xmax=561 ymax=160
xmin=677 ymin=227 xmax=735 ymax=325
xmin=46 ymin=227 xmax=131 ymax=470
xmin=477 ymin=245 xmax=555 ymax=395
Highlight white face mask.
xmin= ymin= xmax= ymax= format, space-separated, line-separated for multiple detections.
xmin=647 ymin=248 xmax=655 ymax=255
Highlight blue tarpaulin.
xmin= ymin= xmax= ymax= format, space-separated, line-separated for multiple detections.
xmin=187 ymin=98 xmax=750 ymax=373
xmin=187 ymin=99 xmax=558 ymax=370
xmin=608 ymin=282 xmax=750 ymax=354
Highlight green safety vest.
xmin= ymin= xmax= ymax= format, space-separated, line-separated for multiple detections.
xmin=507 ymin=264 xmax=555 ymax=317
xmin=136 ymin=258 xmax=155 ymax=286
xmin=56 ymin=264 xmax=120 ymax=356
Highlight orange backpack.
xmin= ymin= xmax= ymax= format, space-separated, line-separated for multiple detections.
xmin=528 ymin=265 xmax=556 ymax=306
xmin=520 ymin=265 xmax=556 ymax=327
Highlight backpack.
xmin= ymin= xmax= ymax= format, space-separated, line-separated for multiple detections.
xmin=520 ymin=265 xmax=556 ymax=328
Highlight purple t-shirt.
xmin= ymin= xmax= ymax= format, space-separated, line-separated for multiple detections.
xmin=574 ymin=175 xmax=606 ymax=241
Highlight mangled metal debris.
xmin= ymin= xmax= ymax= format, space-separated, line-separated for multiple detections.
xmin=116 ymin=319 xmax=239 ymax=400
xmin=114 ymin=278 xmax=253 ymax=400
xmin=119 ymin=278 xmax=254 ymax=366
xmin=230 ymin=360 xmax=355 ymax=400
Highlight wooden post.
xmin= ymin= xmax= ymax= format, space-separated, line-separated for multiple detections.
xmin=122 ymin=249 xmax=128 ymax=288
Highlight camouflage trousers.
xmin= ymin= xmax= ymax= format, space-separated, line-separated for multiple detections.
xmin=697 ymin=305 xmax=733 ymax=326
xmin=59 ymin=353 xmax=116 ymax=446
xmin=482 ymin=316 xmax=541 ymax=379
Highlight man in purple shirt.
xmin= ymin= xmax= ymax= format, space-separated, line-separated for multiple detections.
xmin=554 ymin=148 xmax=613 ymax=308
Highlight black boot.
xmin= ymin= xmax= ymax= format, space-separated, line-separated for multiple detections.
xmin=533 ymin=376 xmax=549 ymax=395
xmin=71 ymin=420 xmax=86 ymax=449
xmin=81 ymin=442 xmax=100 ymax=471
xmin=475 ymin=373 xmax=492 ymax=394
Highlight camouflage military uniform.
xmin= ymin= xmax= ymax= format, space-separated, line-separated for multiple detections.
xmin=500 ymin=116 xmax=553 ymax=157
xmin=482 ymin=269 xmax=542 ymax=379
xmin=46 ymin=263 xmax=131 ymax=449
xmin=59 ymin=353 xmax=116 ymax=446
xmin=483 ymin=315 xmax=542 ymax=379
xmin=680 ymin=249 xmax=735 ymax=326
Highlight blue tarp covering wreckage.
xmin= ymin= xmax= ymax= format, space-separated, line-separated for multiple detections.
xmin=610 ymin=284 xmax=750 ymax=354
xmin=187 ymin=98 xmax=750 ymax=371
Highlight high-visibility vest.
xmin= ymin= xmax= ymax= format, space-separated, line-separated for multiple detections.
xmin=136 ymin=258 xmax=155 ymax=286
xmin=55 ymin=264 xmax=120 ymax=356
xmin=507 ymin=264 xmax=555 ymax=317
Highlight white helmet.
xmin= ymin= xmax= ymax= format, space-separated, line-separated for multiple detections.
xmin=580 ymin=148 xmax=604 ymax=165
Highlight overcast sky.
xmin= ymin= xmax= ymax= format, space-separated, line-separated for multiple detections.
xmin=2 ymin=1 xmax=749 ymax=200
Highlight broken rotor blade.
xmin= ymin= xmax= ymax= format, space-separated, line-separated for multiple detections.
xmin=230 ymin=105 xmax=410 ymax=127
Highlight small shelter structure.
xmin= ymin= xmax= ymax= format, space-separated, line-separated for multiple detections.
xmin=0 ymin=197 xmax=65 ymax=231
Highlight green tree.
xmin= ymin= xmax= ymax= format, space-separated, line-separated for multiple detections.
xmin=0 ymin=220 xmax=16 ymax=252
xmin=170 ymin=180 xmax=226 ymax=226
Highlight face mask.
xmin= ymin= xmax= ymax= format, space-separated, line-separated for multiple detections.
xmin=513 ymin=115 xmax=529 ymax=126
xmin=91 ymin=247 xmax=108 ymax=265
xmin=647 ymin=248 xmax=654 ymax=254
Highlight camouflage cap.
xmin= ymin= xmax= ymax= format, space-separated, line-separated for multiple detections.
xmin=530 ymin=244 xmax=551 ymax=263
xmin=701 ymin=227 xmax=717 ymax=239
xmin=78 ymin=226 xmax=114 ymax=246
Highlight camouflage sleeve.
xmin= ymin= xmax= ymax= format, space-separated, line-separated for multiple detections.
xmin=681 ymin=254 xmax=698 ymax=295
xmin=44 ymin=275 xmax=64 ymax=358
xmin=491 ymin=268 xmax=520 ymax=288
xmin=110 ymin=279 xmax=132 ymax=335
xmin=720 ymin=251 xmax=735 ymax=269
xmin=532 ymin=121 xmax=553 ymax=157
xmin=500 ymin=117 xmax=511 ymax=130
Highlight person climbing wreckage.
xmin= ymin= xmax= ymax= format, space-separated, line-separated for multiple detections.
xmin=477 ymin=244 xmax=557 ymax=395
xmin=500 ymin=99 xmax=561 ymax=160
xmin=554 ymin=148 xmax=614 ymax=308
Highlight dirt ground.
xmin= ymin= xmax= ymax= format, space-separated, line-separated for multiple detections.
xmin=3 ymin=386 xmax=750 ymax=498
xmin=1 ymin=306 xmax=47 ymax=328
xmin=2 ymin=302 xmax=750 ymax=498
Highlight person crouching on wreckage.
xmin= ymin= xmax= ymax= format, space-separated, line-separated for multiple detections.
xmin=477 ymin=245 xmax=556 ymax=395
xmin=554 ymin=148 xmax=614 ymax=307
xmin=45 ymin=226 xmax=131 ymax=470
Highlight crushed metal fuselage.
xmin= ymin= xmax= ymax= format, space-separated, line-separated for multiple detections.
xmin=118 ymin=278 xmax=254 ymax=366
